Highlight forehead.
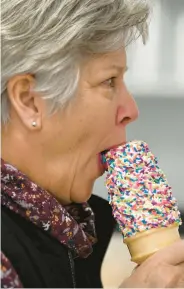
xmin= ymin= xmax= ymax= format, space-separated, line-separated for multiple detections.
xmin=81 ymin=48 xmax=127 ymax=76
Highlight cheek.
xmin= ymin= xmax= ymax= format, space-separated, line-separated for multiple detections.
xmin=40 ymin=111 xmax=68 ymax=152
xmin=93 ymin=103 xmax=117 ymax=132
xmin=67 ymin=89 xmax=118 ymax=148
xmin=72 ymin=105 xmax=116 ymax=150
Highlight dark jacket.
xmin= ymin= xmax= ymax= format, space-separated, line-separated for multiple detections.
xmin=2 ymin=195 xmax=116 ymax=288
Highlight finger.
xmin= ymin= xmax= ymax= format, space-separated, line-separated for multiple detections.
xmin=176 ymin=264 xmax=184 ymax=288
xmin=153 ymin=239 xmax=184 ymax=265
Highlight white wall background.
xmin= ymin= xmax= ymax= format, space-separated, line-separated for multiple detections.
xmin=125 ymin=0 xmax=184 ymax=97
xmin=93 ymin=0 xmax=184 ymax=209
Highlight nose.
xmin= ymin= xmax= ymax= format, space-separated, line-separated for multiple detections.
xmin=116 ymin=87 xmax=139 ymax=126
xmin=126 ymin=93 xmax=139 ymax=123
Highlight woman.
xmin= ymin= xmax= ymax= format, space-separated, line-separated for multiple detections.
xmin=1 ymin=0 xmax=184 ymax=288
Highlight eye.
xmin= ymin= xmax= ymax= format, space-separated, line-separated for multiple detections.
xmin=103 ymin=77 xmax=116 ymax=88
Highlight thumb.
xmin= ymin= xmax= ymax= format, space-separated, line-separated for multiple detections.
xmin=152 ymin=239 xmax=184 ymax=265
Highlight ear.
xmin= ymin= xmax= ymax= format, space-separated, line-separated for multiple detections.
xmin=7 ymin=74 xmax=44 ymax=130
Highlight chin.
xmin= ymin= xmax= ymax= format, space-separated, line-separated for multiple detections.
xmin=71 ymin=180 xmax=95 ymax=203
xmin=70 ymin=157 xmax=104 ymax=203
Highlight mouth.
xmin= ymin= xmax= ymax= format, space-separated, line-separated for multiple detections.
xmin=104 ymin=141 xmax=127 ymax=151
xmin=99 ymin=141 xmax=127 ymax=172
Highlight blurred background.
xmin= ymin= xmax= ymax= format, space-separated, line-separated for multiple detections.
xmin=93 ymin=0 xmax=184 ymax=287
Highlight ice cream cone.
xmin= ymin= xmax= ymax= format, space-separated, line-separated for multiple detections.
xmin=124 ymin=224 xmax=181 ymax=264
xmin=102 ymin=141 xmax=182 ymax=265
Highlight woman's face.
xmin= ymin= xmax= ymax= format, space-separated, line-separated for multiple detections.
xmin=4 ymin=48 xmax=138 ymax=204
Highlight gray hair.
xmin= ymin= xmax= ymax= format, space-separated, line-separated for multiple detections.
xmin=1 ymin=0 xmax=150 ymax=124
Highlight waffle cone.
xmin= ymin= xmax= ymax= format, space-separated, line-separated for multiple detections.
xmin=123 ymin=224 xmax=180 ymax=264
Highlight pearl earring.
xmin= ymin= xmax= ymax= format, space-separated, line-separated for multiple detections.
xmin=32 ymin=121 xmax=37 ymax=127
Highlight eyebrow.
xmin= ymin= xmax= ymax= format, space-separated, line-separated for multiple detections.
xmin=107 ymin=65 xmax=128 ymax=73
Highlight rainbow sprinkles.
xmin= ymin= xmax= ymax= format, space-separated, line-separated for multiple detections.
xmin=102 ymin=140 xmax=182 ymax=239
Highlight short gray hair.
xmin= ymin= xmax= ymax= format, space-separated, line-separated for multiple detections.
xmin=1 ymin=0 xmax=150 ymax=124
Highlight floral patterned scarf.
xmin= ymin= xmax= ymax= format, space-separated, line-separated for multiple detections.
xmin=1 ymin=159 xmax=97 ymax=258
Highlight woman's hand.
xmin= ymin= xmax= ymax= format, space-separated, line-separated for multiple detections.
xmin=120 ymin=240 xmax=184 ymax=288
